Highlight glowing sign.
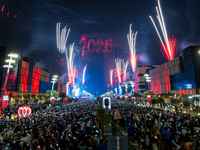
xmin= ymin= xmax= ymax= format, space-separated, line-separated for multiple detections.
xmin=79 ymin=35 xmax=113 ymax=56
xmin=185 ymin=84 xmax=192 ymax=89
xmin=18 ymin=106 xmax=32 ymax=119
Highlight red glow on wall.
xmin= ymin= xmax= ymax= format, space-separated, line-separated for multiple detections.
xmin=156 ymin=79 xmax=161 ymax=94
xmin=32 ymin=67 xmax=40 ymax=94
xmin=160 ymin=36 xmax=177 ymax=61
xmin=7 ymin=11 xmax=9 ymax=17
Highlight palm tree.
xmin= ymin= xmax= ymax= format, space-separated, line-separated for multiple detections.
xmin=23 ymin=94 xmax=31 ymax=104
xmin=132 ymin=92 xmax=142 ymax=104
xmin=59 ymin=92 xmax=66 ymax=103
xmin=37 ymin=95 xmax=43 ymax=103
xmin=45 ymin=90 xmax=59 ymax=100
xmin=183 ymin=100 xmax=191 ymax=113
xmin=157 ymin=97 xmax=165 ymax=108
xmin=31 ymin=94 xmax=36 ymax=103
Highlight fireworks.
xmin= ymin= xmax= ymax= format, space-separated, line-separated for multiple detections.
xmin=115 ymin=58 xmax=122 ymax=84
xmin=1 ymin=5 xmax=5 ymax=12
xmin=127 ymin=24 xmax=138 ymax=72
xmin=65 ymin=43 xmax=76 ymax=86
xmin=56 ymin=22 xmax=70 ymax=53
xmin=82 ymin=64 xmax=87 ymax=85
xmin=56 ymin=23 xmax=76 ymax=86
xmin=149 ymin=0 xmax=177 ymax=61
xmin=110 ymin=69 xmax=114 ymax=86
xmin=122 ymin=60 xmax=129 ymax=82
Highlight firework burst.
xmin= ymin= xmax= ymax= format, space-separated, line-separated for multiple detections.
xmin=122 ymin=60 xmax=129 ymax=82
xmin=149 ymin=0 xmax=177 ymax=61
xmin=82 ymin=64 xmax=87 ymax=85
xmin=115 ymin=58 xmax=122 ymax=84
xmin=127 ymin=24 xmax=138 ymax=72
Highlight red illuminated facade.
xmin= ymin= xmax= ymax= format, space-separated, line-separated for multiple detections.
xmin=150 ymin=57 xmax=182 ymax=94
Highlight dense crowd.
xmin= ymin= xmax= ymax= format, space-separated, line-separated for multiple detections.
xmin=0 ymin=100 xmax=200 ymax=150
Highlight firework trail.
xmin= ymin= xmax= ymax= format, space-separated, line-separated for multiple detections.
xmin=56 ymin=23 xmax=76 ymax=86
xmin=149 ymin=0 xmax=177 ymax=61
xmin=1 ymin=5 xmax=5 ymax=12
xmin=110 ymin=69 xmax=114 ymax=86
xmin=115 ymin=58 xmax=122 ymax=84
xmin=123 ymin=60 xmax=129 ymax=81
xmin=127 ymin=24 xmax=138 ymax=72
xmin=56 ymin=22 xmax=70 ymax=53
xmin=65 ymin=43 xmax=76 ymax=86
xmin=82 ymin=64 xmax=87 ymax=85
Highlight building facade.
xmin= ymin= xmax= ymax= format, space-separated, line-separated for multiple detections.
xmin=0 ymin=46 xmax=51 ymax=96
xmin=149 ymin=46 xmax=200 ymax=95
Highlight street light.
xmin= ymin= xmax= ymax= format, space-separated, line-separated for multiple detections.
xmin=3 ymin=53 xmax=18 ymax=95
xmin=51 ymin=75 xmax=58 ymax=91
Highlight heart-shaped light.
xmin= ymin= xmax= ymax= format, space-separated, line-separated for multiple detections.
xmin=18 ymin=106 xmax=32 ymax=119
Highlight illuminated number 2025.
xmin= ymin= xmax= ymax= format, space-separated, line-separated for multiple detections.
xmin=80 ymin=39 xmax=112 ymax=53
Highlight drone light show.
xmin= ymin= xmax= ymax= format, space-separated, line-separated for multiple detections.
xmin=79 ymin=34 xmax=113 ymax=57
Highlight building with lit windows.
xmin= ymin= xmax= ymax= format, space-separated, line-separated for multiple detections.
xmin=0 ymin=46 xmax=51 ymax=97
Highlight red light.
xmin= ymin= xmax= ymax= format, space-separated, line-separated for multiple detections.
xmin=1 ymin=5 xmax=5 ymax=12
xmin=7 ymin=12 xmax=9 ymax=17
xmin=80 ymin=34 xmax=87 ymax=43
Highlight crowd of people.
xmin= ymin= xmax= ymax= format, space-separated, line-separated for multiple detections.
xmin=112 ymin=102 xmax=200 ymax=150
xmin=0 ymin=100 xmax=199 ymax=150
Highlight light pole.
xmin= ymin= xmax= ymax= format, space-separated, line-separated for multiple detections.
xmin=3 ymin=53 xmax=18 ymax=95
xmin=51 ymin=75 xmax=58 ymax=100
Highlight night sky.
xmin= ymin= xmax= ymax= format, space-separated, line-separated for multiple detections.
xmin=1 ymin=0 xmax=200 ymax=95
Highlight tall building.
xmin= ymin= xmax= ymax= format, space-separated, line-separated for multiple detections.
xmin=149 ymin=46 xmax=200 ymax=95
xmin=134 ymin=66 xmax=157 ymax=93
xmin=0 ymin=46 xmax=51 ymax=96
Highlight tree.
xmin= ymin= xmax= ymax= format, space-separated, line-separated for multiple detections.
xmin=157 ymin=97 xmax=165 ymax=108
xmin=132 ymin=92 xmax=142 ymax=104
xmin=183 ymin=100 xmax=191 ymax=113
xmin=37 ymin=95 xmax=43 ymax=103
xmin=59 ymin=92 xmax=66 ymax=103
xmin=151 ymin=98 xmax=157 ymax=105
xmin=44 ymin=99 xmax=52 ymax=104
xmin=31 ymin=94 xmax=36 ymax=103
xmin=45 ymin=90 xmax=59 ymax=99
xmin=23 ymin=94 xmax=31 ymax=104
xmin=101 ymin=113 xmax=112 ymax=133
xmin=179 ymin=94 xmax=188 ymax=101
xmin=97 ymin=107 xmax=105 ymax=118
xmin=143 ymin=90 xmax=155 ymax=98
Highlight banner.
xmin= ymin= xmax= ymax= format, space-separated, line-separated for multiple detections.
xmin=2 ymin=100 xmax=8 ymax=109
